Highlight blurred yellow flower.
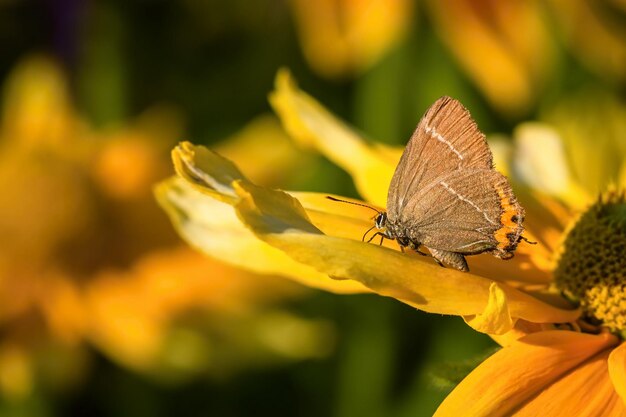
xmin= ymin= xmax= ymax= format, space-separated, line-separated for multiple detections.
xmin=541 ymin=91 xmax=626 ymax=197
xmin=288 ymin=0 xmax=413 ymax=78
xmin=0 ymin=57 xmax=327 ymax=398
xmin=548 ymin=0 xmax=626 ymax=82
xmin=425 ymin=0 xmax=555 ymax=116
xmin=85 ymin=247 xmax=332 ymax=379
xmin=158 ymin=70 xmax=626 ymax=415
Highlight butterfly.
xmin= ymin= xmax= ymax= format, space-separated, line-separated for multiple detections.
xmin=363 ymin=96 xmax=528 ymax=272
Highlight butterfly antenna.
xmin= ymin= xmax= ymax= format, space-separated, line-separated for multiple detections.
xmin=520 ymin=235 xmax=537 ymax=245
xmin=326 ymin=196 xmax=381 ymax=215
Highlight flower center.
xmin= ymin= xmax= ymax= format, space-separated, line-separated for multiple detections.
xmin=554 ymin=191 xmax=626 ymax=338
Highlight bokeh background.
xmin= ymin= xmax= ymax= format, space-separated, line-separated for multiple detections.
xmin=1 ymin=0 xmax=625 ymax=416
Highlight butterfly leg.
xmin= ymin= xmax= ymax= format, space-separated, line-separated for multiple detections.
xmin=427 ymin=248 xmax=469 ymax=272
xmin=406 ymin=241 xmax=428 ymax=256
xmin=366 ymin=232 xmax=386 ymax=244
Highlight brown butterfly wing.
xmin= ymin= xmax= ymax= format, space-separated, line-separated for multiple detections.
xmin=402 ymin=169 xmax=524 ymax=255
xmin=387 ymin=96 xmax=493 ymax=220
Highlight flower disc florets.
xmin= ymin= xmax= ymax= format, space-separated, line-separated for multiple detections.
xmin=554 ymin=191 xmax=626 ymax=337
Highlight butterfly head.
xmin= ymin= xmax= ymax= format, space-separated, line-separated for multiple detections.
xmin=374 ymin=212 xmax=387 ymax=230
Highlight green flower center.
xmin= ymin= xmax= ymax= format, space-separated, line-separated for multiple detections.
xmin=554 ymin=191 xmax=626 ymax=338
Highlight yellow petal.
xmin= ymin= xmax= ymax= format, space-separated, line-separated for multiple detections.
xmin=232 ymin=179 xmax=580 ymax=329
xmin=155 ymin=177 xmax=367 ymax=294
xmin=465 ymin=246 xmax=552 ymax=286
xmin=176 ymin=143 xmax=385 ymax=240
xmin=464 ymin=282 xmax=513 ymax=334
xmin=269 ymin=69 xmax=396 ymax=206
xmin=544 ymin=92 xmax=626 ymax=197
xmin=608 ymin=341 xmax=626 ymax=406
xmin=513 ymin=123 xmax=590 ymax=209
xmin=434 ymin=331 xmax=619 ymax=417
xmin=172 ymin=141 xmax=244 ymax=204
xmin=169 ymin=141 xmax=383 ymax=270
xmin=514 ymin=349 xmax=625 ymax=417
xmin=517 ymin=189 xmax=573 ymax=253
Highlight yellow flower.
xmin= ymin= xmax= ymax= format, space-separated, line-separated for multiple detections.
xmin=424 ymin=0 xmax=555 ymax=116
xmin=158 ymin=70 xmax=626 ymax=414
xmin=548 ymin=0 xmax=626 ymax=83
xmin=0 ymin=57 xmax=325 ymax=398
xmin=288 ymin=0 xmax=413 ymax=78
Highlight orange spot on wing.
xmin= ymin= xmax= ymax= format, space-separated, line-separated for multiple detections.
xmin=493 ymin=185 xmax=523 ymax=251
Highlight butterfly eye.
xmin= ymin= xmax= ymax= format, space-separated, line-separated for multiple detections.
xmin=375 ymin=213 xmax=387 ymax=229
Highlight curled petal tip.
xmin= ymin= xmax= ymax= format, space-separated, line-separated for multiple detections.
xmin=464 ymin=282 xmax=515 ymax=335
